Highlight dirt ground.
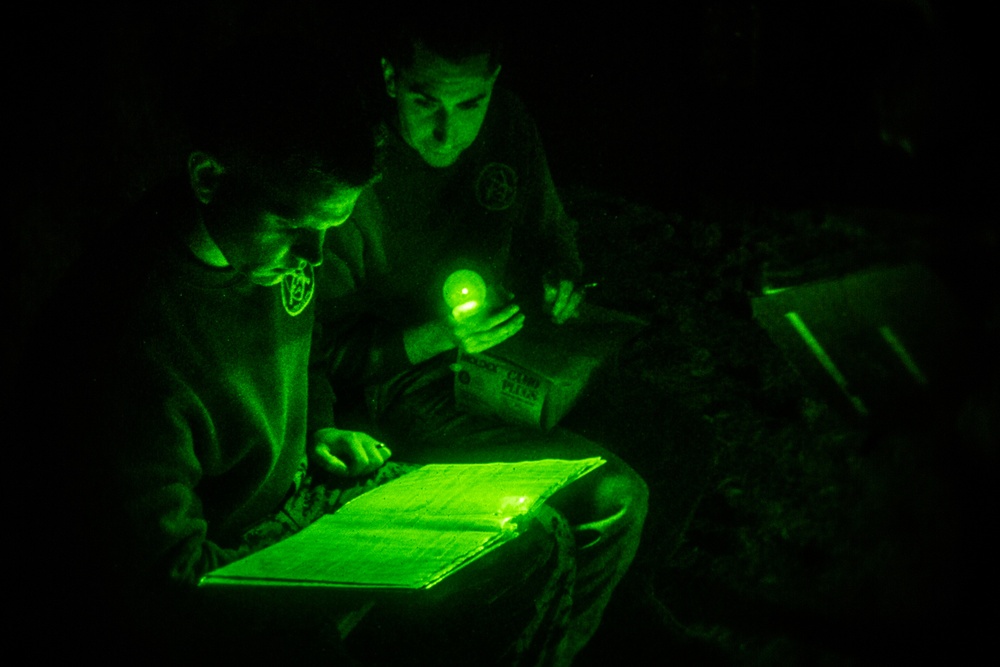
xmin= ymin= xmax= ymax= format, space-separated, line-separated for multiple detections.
xmin=561 ymin=188 xmax=997 ymax=666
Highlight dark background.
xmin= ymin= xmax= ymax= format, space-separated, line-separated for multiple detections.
xmin=10 ymin=1 xmax=994 ymax=362
xmin=9 ymin=2 xmax=997 ymax=664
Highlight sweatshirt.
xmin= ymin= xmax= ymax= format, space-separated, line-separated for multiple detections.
xmin=20 ymin=181 xmax=336 ymax=606
xmin=320 ymin=87 xmax=583 ymax=340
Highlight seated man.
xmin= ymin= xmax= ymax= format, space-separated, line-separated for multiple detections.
xmin=319 ymin=20 xmax=650 ymax=661
xmin=15 ymin=41 xmax=575 ymax=664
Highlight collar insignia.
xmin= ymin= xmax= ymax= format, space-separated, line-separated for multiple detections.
xmin=475 ymin=162 xmax=518 ymax=211
xmin=281 ymin=261 xmax=314 ymax=316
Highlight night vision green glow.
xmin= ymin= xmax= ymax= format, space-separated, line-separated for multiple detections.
xmin=452 ymin=300 xmax=481 ymax=318
xmin=444 ymin=269 xmax=488 ymax=314
xmin=785 ymin=311 xmax=869 ymax=416
xmin=498 ymin=496 xmax=531 ymax=531
xmin=878 ymin=325 xmax=929 ymax=385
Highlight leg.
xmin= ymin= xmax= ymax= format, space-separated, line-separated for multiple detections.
xmin=186 ymin=461 xmax=421 ymax=661
xmin=240 ymin=457 xmax=580 ymax=665
xmin=369 ymin=359 xmax=649 ymax=661
xmin=346 ymin=504 xmax=578 ymax=666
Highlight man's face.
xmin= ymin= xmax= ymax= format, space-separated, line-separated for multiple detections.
xmin=206 ymin=183 xmax=363 ymax=287
xmin=384 ymin=41 xmax=500 ymax=168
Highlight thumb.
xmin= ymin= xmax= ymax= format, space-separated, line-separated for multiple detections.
xmin=315 ymin=444 xmax=349 ymax=476
xmin=451 ymin=301 xmax=482 ymax=321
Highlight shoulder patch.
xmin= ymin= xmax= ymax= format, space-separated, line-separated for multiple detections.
xmin=281 ymin=261 xmax=314 ymax=316
xmin=475 ymin=162 xmax=518 ymax=211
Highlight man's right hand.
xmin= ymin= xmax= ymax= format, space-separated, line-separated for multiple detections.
xmin=402 ymin=302 xmax=525 ymax=364
xmin=311 ymin=427 xmax=392 ymax=478
xmin=450 ymin=302 xmax=525 ymax=354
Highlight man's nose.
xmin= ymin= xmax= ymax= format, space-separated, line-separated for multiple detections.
xmin=293 ymin=228 xmax=325 ymax=267
xmin=432 ymin=109 xmax=454 ymax=147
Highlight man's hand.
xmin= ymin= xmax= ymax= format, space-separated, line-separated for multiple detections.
xmin=402 ymin=298 xmax=524 ymax=364
xmin=543 ymin=279 xmax=583 ymax=324
xmin=311 ymin=427 xmax=392 ymax=478
xmin=450 ymin=302 xmax=525 ymax=354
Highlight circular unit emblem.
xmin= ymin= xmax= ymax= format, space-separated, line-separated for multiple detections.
xmin=475 ymin=162 xmax=518 ymax=211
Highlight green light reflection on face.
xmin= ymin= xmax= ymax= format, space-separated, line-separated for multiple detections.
xmin=207 ymin=185 xmax=363 ymax=286
xmin=386 ymin=41 xmax=499 ymax=168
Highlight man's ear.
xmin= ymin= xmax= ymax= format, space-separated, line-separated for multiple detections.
xmin=381 ymin=58 xmax=398 ymax=99
xmin=188 ymin=151 xmax=225 ymax=204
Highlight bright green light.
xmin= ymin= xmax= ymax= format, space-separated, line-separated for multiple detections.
xmin=785 ymin=311 xmax=869 ymax=416
xmin=497 ymin=495 xmax=531 ymax=532
xmin=444 ymin=269 xmax=488 ymax=314
xmin=878 ymin=325 xmax=929 ymax=385
xmin=451 ymin=300 xmax=481 ymax=319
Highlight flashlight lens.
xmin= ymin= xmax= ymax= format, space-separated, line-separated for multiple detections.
xmin=443 ymin=270 xmax=487 ymax=310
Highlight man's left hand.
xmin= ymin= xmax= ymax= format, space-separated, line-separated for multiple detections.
xmin=543 ymin=279 xmax=583 ymax=324
xmin=311 ymin=427 xmax=392 ymax=478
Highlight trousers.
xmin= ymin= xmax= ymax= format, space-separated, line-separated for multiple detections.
xmin=237 ymin=460 xmax=580 ymax=666
xmin=359 ymin=356 xmax=650 ymax=663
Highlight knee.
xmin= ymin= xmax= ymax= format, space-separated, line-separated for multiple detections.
xmin=595 ymin=462 xmax=649 ymax=528
xmin=566 ymin=464 xmax=648 ymax=552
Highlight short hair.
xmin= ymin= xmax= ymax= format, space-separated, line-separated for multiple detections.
xmin=184 ymin=37 xmax=383 ymax=203
xmin=383 ymin=18 xmax=504 ymax=72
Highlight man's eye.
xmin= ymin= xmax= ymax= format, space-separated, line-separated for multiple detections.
xmin=412 ymin=97 xmax=435 ymax=109
xmin=458 ymin=101 xmax=482 ymax=111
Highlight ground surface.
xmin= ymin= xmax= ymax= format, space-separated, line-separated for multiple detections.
xmin=559 ymin=188 xmax=997 ymax=666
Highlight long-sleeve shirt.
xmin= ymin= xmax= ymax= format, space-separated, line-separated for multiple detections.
xmin=316 ymin=87 xmax=583 ymax=377
xmin=20 ymin=181 xmax=336 ymax=606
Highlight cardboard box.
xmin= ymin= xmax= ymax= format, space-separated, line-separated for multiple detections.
xmin=454 ymin=303 xmax=647 ymax=430
xmin=751 ymin=263 xmax=971 ymax=422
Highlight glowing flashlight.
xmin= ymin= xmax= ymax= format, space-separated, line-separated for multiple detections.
xmin=443 ymin=269 xmax=488 ymax=319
